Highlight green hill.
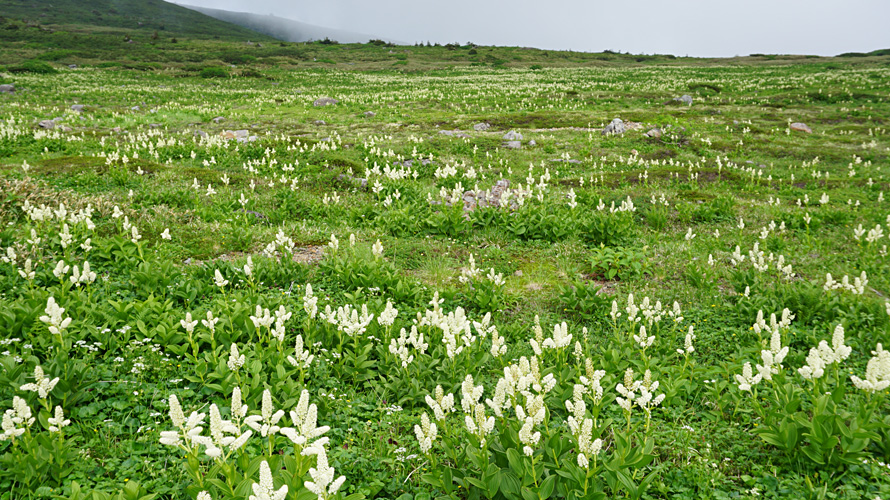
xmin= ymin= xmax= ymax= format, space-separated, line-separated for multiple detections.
xmin=0 ymin=0 xmax=275 ymax=40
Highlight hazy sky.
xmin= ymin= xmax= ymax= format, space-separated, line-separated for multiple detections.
xmin=171 ymin=0 xmax=890 ymax=57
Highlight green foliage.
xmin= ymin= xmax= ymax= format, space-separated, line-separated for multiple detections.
xmin=7 ymin=59 xmax=58 ymax=74
xmin=199 ymin=66 xmax=229 ymax=78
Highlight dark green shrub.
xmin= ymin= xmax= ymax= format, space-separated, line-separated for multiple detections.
xmin=7 ymin=60 xmax=57 ymax=74
xmin=199 ymin=67 xmax=229 ymax=78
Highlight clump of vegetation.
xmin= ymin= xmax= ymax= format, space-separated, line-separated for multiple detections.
xmin=199 ymin=66 xmax=229 ymax=78
xmin=7 ymin=59 xmax=57 ymax=74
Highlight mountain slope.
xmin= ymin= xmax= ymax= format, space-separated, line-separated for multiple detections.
xmin=180 ymin=4 xmax=395 ymax=44
xmin=0 ymin=0 xmax=275 ymax=40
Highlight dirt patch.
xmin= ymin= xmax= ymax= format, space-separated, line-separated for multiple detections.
xmin=184 ymin=245 xmax=327 ymax=266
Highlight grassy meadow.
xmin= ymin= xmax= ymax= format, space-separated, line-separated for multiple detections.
xmin=0 ymin=27 xmax=890 ymax=500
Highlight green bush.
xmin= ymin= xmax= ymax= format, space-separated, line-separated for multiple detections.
xmin=199 ymin=66 xmax=229 ymax=78
xmin=7 ymin=60 xmax=57 ymax=74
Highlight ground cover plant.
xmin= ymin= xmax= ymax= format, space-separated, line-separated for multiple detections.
xmin=1 ymin=37 xmax=890 ymax=500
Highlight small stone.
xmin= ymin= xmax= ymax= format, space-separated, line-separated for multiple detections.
xmin=503 ymin=141 xmax=521 ymax=149
xmin=313 ymin=120 xmax=326 ymax=125
xmin=602 ymin=118 xmax=626 ymax=135
xmin=313 ymin=97 xmax=339 ymax=107
xmin=363 ymin=111 xmax=376 ymax=117
xmin=503 ymin=130 xmax=523 ymax=140
xmin=38 ymin=120 xmax=55 ymax=129
xmin=672 ymin=95 xmax=694 ymax=106
xmin=212 ymin=116 xmax=225 ymax=123
xmin=71 ymin=104 xmax=85 ymax=112
xmin=0 ymin=84 xmax=14 ymax=93
xmin=514 ymin=270 xmax=523 ymax=277
xmin=645 ymin=128 xmax=662 ymax=138
xmin=473 ymin=122 xmax=490 ymax=131
xmin=194 ymin=130 xmax=208 ymax=137
xmin=59 ymin=125 xmax=72 ymax=132
xmin=790 ymin=122 xmax=812 ymax=133
xmin=131 ymin=106 xmax=140 ymax=111
xmin=68 ymin=64 xmax=77 ymax=69
xmin=529 ymin=139 xmax=537 ymax=146
xmin=149 ymin=123 xmax=161 ymax=128
xmin=234 ymin=130 xmax=249 ymax=138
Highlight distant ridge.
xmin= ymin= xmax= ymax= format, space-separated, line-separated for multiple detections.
xmin=0 ymin=0 xmax=274 ymax=40
xmin=179 ymin=4 xmax=399 ymax=44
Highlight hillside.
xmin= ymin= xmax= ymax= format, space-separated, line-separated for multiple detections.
xmin=0 ymin=0 xmax=274 ymax=40
xmin=180 ymin=4 xmax=396 ymax=44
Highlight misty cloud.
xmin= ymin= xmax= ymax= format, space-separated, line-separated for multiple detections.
xmin=170 ymin=0 xmax=890 ymax=57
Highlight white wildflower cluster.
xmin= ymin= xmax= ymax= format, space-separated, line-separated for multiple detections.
xmin=227 ymin=343 xmax=246 ymax=371
xmin=39 ymin=296 xmax=72 ymax=337
xmin=459 ymin=375 xmax=495 ymax=445
xmin=263 ymin=229 xmax=295 ymax=257
xmin=321 ymin=303 xmax=374 ymax=338
xmin=20 ymin=365 xmax=59 ymax=400
xmin=459 ymin=253 xmax=505 ymax=286
xmin=851 ymin=344 xmax=890 ymax=393
xmin=280 ymin=390 xmax=330 ymax=451
xmin=798 ymin=324 xmax=852 ymax=380
xmin=303 ymin=442 xmax=346 ymax=500
xmin=249 ymin=461 xmax=288 ymax=500
xmin=542 ymin=321 xmax=573 ymax=350
xmin=377 ymin=300 xmax=398 ymax=329
xmin=303 ymin=283 xmax=319 ymax=319
xmin=414 ymin=412 xmax=438 ymax=454
xmin=245 ymin=389 xmax=286 ymax=438
xmin=677 ymin=325 xmax=696 ymax=355
xmin=287 ymin=334 xmax=315 ymax=369
xmin=823 ymin=272 xmax=868 ymax=295
xmin=753 ymin=310 xmax=793 ymax=381
xmin=425 ymin=385 xmax=456 ymax=421
xmin=616 ymin=368 xmax=664 ymax=425
xmin=388 ymin=325 xmax=428 ymax=367
xmin=1 ymin=396 xmax=34 ymax=442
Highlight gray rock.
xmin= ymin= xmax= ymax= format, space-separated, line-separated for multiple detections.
xmin=503 ymin=141 xmax=521 ymax=149
xmin=313 ymin=97 xmax=339 ymax=107
xmin=473 ymin=122 xmax=490 ymax=131
xmin=313 ymin=120 xmax=326 ymax=126
xmin=551 ymin=158 xmax=582 ymax=164
xmin=212 ymin=116 xmax=225 ymax=123
xmin=131 ymin=106 xmax=140 ymax=111
xmin=602 ymin=118 xmax=626 ymax=135
xmin=363 ymin=111 xmax=376 ymax=117
xmin=71 ymin=104 xmax=85 ymax=112
xmin=38 ymin=120 xmax=55 ymax=129
xmin=68 ymin=64 xmax=77 ymax=69
xmin=503 ymin=130 xmax=523 ymax=140
xmin=234 ymin=130 xmax=249 ymax=138
xmin=194 ymin=130 xmax=208 ymax=137
xmin=149 ymin=123 xmax=162 ymax=128
xmin=59 ymin=125 xmax=72 ymax=132
xmin=645 ymin=128 xmax=663 ymax=138
xmin=528 ymin=139 xmax=536 ymax=146
xmin=439 ymin=130 xmax=470 ymax=138
xmin=112 ymin=127 xmax=122 ymax=133
xmin=673 ymin=95 xmax=693 ymax=106
xmin=0 ymin=84 xmax=14 ymax=94
xmin=790 ymin=122 xmax=812 ymax=133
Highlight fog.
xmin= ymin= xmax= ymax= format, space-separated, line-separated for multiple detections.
xmin=170 ymin=0 xmax=889 ymax=57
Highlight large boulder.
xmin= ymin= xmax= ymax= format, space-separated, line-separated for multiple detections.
xmin=673 ymin=95 xmax=694 ymax=106
xmin=503 ymin=130 xmax=523 ymax=140
xmin=790 ymin=122 xmax=812 ymax=133
xmin=313 ymin=97 xmax=339 ymax=107
xmin=38 ymin=120 xmax=55 ymax=129
xmin=601 ymin=118 xmax=626 ymax=135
